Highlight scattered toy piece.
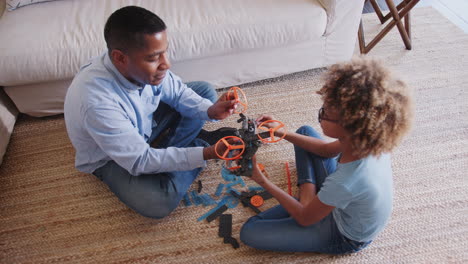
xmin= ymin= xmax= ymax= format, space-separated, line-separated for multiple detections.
xmin=230 ymin=190 xmax=261 ymax=214
xmin=221 ymin=195 xmax=240 ymax=209
xmin=200 ymin=194 xmax=216 ymax=206
xmin=207 ymin=205 xmax=228 ymax=222
xmin=224 ymin=236 xmax=240 ymax=249
xmin=225 ymin=176 xmax=244 ymax=189
xmin=285 ymin=162 xmax=292 ymax=196
xmin=258 ymin=190 xmax=273 ymax=200
xmin=245 ymin=201 xmax=261 ymax=214
xmin=191 ymin=190 xmax=203 ymax=206
xmin=197 ymin=180 xmax=203 ymax=193
xmin=215 ymin=183 xmax=224 ymax=197
xmin=198 ymin=195 xmax=235 ymax=222
xmin=221 ymin=167 xmax=237 ymax=182
xmin=218 ymin=214 xmax=232 ymax=238
xmin=257 ymin=163 xmax=269 ymax=178
xmin=183 ymin=193 xmax=192 ymax=206
xmin=238 ymin=176 xmax=246 ymax=187
xmin=198 ymin=204 xmax=223 ymax=221
xmin=248 ymin=186 xmax=265 ymax=192
xmin=250 ymin=195 xmax=264 ymax=207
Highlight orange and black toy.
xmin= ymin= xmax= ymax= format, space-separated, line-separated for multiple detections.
xmin=215 ymin=87 xmax=286 ymax=177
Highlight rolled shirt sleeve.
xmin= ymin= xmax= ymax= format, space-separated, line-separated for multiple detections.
xmin=84 ymin=105 xmax=206 ymax=176
xmin=160 ymin=71 xmax=213 ymax=121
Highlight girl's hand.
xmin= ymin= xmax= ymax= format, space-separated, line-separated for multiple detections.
xmin=250 ymin=155 xmax=269 ymax=186
xmin=256 ymin=114 xmax=286 ymax=136
xmin=255 ymin=114 xmax=275 ymax=127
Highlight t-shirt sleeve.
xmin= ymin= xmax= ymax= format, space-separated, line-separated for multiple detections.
xmin=318 ymin=173 xmax=354 ymax=209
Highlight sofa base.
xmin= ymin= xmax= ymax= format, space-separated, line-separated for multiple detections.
xmin=0 ymin=87 xmax=18 ymax=165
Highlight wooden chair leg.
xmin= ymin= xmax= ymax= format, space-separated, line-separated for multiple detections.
xmin=359 ymin=0 xmax=419 ymax=54
xmin=369 ymin=0 xmax=386 ymax=24
xmin=404 ymin=0 xmax=411 ymax=39
xmin=358 ymin=20 xmax=367 ymax=54
xmin=385 ymin=0 xmax=412 ymax=50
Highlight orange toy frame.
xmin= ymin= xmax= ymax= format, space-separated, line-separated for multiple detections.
xmin=226 ymin=86 xmax=248 ymax=114
xmin=213 ymin=87 xmax=287 ymax=176
xmin=214 ymin=136 xmax=245 ymax=161
xmin=257 ymin=120 xmax=287 ymax=143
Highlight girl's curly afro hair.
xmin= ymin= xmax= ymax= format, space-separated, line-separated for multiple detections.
xmin=317 ymin=57 xmax=414 ymax=158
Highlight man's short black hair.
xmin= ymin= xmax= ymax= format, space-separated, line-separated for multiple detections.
xmin=104 ymin=6 xmax=166 ymax=53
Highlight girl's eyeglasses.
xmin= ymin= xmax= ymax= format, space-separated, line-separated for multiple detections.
xmin=318 ymin=107 xmax=339 ymax=123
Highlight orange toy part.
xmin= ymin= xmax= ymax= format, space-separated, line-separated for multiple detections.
xmin=285 ymin=162 xmax=292 ymax=196
xmin=257 ymin=120 xmax=287 ymax=143
xmin=225 ymin=159 xmax=242 ymax=171
xmin=227 ymin=86 xmax=248 ymax=114
xmin=214 ymin=136 xmax=245 ymax=161
xmin=257 ymin=163 xmax=265 ymax=171
xmin=257 ymin=163 xmax=269 ymax=178
xmin=250 ymin=195 xmax=264 ymax=207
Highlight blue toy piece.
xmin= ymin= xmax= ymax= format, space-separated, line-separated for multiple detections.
xmin=200 ymin=194 xmax=217 ymax=206
xmin=219 ymin=195 xmax=239 ymax=209
xmin=224 ymin=185 xmax=234 ymax=195
xmin=191 ymin=190 xmax=203 ymax=206
xmin=197 ymin=194 xmax=240 ymax=221
xmin=225 ymin=176 xmax=245 ymax=190
xmin=215 ymin=183 xmax=225 ymax=197
xmin=221 ymin=167 xmax=237 ymax=182
xmin=198 ymin=203 xmax=225 ymax=221
xmin=229 ymin=188 xmax=241 ymax=196
xmin=238 ymin=176 xmax=246 ymax=187
xmin=183 ymin=192 xmax=192 ymax=206
xmin=248 ymin=186 xmax=265 ymax=192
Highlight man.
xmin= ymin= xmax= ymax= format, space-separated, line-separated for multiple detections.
xmin=64 ymin=6 xmax=237 ymax=219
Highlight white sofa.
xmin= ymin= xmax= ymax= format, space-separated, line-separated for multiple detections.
xmin=0 ymin=0 xmax=365 ymax=164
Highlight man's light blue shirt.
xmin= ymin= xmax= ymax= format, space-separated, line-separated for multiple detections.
xmin=64 ymin=52 xmax=214 ymax=176
xmin=318 ymin=154 xmax=393 ymax=242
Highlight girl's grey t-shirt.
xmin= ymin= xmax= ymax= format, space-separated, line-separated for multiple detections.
xmin=318 ymin=154 xmax=393 ymax=242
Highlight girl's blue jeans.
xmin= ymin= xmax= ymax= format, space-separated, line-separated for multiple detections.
xmin=240 ymin=125 xmax=371 ymax=254
xmin=92 ymin=81 xmax=216 ymax=219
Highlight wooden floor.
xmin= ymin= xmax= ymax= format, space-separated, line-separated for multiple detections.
xmin=363 ymin=0 xmax=468 ymax=33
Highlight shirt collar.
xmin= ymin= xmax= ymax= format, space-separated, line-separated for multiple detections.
xmin=103 ymin=52 xmax=143 ymax=92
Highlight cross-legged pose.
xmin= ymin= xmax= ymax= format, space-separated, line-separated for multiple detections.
xmin=65 ymin=6 xmax=237 ymax=219
xmin=241 ymin=57 xmax=414 ymax=254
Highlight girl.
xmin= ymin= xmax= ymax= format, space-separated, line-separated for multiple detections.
xmin=240 ymin=57 xmax=414 ymax=254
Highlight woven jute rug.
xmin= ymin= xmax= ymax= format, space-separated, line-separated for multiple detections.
xmin=1 ymin=7 xmax=467 ymax=264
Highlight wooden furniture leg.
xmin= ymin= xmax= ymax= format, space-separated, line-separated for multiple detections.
xmin=359 ymin=0 xmax=420 ymax=54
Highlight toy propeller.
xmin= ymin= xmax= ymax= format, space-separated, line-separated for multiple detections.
xmin=257 ymin=120 xmax=287 ymax=143
xmin=214 ymin=136 xmax=245 ymax=161
xmin=227 ymin=86 xmax=248 ymax=114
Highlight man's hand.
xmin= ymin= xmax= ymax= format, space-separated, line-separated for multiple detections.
xmin=203 ymin=145 xmax=218 ymax=160
xmin=207 ymin=92 xmax=238 ymax=120
xmin=202 ymin=136 xmax=241 ymax=160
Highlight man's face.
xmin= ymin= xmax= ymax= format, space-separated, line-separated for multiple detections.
xmin=125 ymin=31 xmax=171 ymax=86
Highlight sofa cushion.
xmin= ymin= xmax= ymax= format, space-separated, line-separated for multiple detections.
xmin=6 ymin=0 xmax=63 ymax=11
xmin=0 ymin=0 xmax=327 ymax=86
